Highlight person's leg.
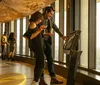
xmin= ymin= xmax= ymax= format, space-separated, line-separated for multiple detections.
xmin=38 ymin=43 xmax=48 ymax=85
xmin=3 ymin=45 xmax=7 ymax=60
xmin=34 ymin=50 xmax=44 ymax=82
xmin=1 ymin=45 xmax=4 ymax=60
xmin=2 ymin=45 xmax=6 ymax=60
xmin=44 ymin=42 xmax=55 ymax=77
xmin=31 ymin=46 xmax=45 ymax=85
xmin=8 ymin=52 xmax=12 ymax=61
xmin=11 ymin=48 xmax=15 ymax=61
xmin=44 ymin=42 xmax=63 ymax=84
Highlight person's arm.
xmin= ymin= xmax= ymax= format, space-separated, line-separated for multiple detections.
xmin=14 ymin=38 xmax=16 ymax=43
xmin=51 ymin=19 xmax=68 ymax=40
xmin=52 ymin=23 xmax=63 ymax=37
xmin=30 ymin=25 xmax=46 ymax=39
xmin=23 ymin=30 xmax=30 ymax=40
xmin=48 ymin=18 xmax=63 ymax=37
xmin=23 ymin=22 xmax=37 ymax=40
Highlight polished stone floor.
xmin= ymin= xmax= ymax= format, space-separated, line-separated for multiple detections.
xmin=0 ymin=59 xmax=66 ymax=85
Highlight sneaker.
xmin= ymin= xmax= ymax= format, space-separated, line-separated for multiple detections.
xmin=51 ymin=77 xmax=63 ymax=84
xmin=39 ymin=78 xmax=48 ymax=85
xmin=31 ymin=80 xmax=39 ymax=85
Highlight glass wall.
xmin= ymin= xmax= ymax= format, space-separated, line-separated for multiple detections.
xmin=96 ymin=2 xmax=100 ymax=70
xmin=16 ymin=19 xmax=20 ymax=54
xmin=80 ymin=0 xmax=88 ymax=68
xmin=0 ymin=0 xmax=98 ymax=72
xmin=54 ymin=0 xmax=59 ymax=61
xmin=11 ymin=21 xmax=14 ymax=32
xmin=22 ymin=17 xmax=26 ymax=55
xmin=2 ymin=23 xmax=5 ymax=33
xmin=63 ymin=0 xmax=67 ymax=63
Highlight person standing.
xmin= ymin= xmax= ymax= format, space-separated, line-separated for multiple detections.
xmin=1 ymin=32 xmax=8 ymax=60
xmin=39 ymin=6 xmax=67 ymax=85
xmin=23 ymin=11 xmax=46 ymax=85
xmin=8 ymin=32 xmax=16 ymax=61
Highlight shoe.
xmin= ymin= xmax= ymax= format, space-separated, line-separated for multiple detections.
xmin=51 ymin=77 xmax=63 ymax=84
xmin=31 ymin=80 xmax=39 ymax=85
xmin=39 ymin=78 xmax=48 ymax=85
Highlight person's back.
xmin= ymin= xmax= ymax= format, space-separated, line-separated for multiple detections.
xmin=1 ymin=32 xmax=7 ymax=60
xmin=8 ymin=37 xmax=16 ymax=49
xmin=8 ymin=32 xmax=16 ymax=61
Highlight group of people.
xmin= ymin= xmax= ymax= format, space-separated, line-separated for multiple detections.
xmin=23 ymin=6 xmax=67 ymax=85
xmin=1 ymin=32 xmax=16 ymax=61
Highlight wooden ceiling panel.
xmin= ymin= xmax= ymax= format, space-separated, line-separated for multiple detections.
xmin=0 ymin=0 xmax=55 ymax=22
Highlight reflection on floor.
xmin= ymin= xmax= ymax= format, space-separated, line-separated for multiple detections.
xmin=0 ymin=59 xmax=66 ymax=85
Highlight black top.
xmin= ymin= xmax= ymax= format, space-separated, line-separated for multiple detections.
xmin=23 ymin=26 xmax=43 ymax=50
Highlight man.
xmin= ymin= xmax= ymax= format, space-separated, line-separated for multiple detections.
xmin=39 ymin=6 xmax=66 ymax=85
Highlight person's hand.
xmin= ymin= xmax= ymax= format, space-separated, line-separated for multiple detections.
xmin=39 ymin=25 xmax=46 ymax=31
xmin=43 ymin=33 xmax=53 ymax=36
xmin=48 ymin=33 xmax=53 ymax=36
xmin=61 ymin=36 xmax=68 ymax=40
xmin=23 ymin=36 xmax=29 ymax=40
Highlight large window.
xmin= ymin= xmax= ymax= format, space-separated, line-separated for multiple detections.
xmin=64 ymin=0 xmax=67 ymax=63
xmin=23 ymin=17 xmax=26 ymax=55
xmin=11 ymin=21 xmax=14 ymax=32
xmin=54 ymin=0 xmax=59 ymax=61
xmin=16 ymin=19 xmax=20 ymax=54
xmin=80 ymin=0 xmax=88 ymax=68
xmin=2 ymin=23 xmax=5 ymax=33
xmin=54 ymin=0 xmax=66 ymax=62
xmin=96 ymin=2 xmax=100 ymax=70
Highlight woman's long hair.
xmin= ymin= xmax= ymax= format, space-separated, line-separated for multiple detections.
xmin=8 ymin=32 xmax=15 ymax=41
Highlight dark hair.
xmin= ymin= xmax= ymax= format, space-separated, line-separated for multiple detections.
xmin=43 ymin=6 xmax=55 ymax=14
xmin=8 ymin=32 xmax=15 ymax=41
xmin=29 ymin=11 xmax=43 ymax=22
xmin=4 ymin=31 xmax=6 ymax=35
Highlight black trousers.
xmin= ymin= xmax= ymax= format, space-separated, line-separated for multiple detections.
xmin=32 ymin=44 xmax=45 ymax=82
xmin=1 ymin=45 xmax=6 ymax=60
xmin=41 ymin=40 xmax=56 ymax=78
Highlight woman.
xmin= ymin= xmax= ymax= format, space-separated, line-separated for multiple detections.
xmin=8 ymin=32 xmax=16 ymax=61
xmin=23 ymin=11 xmax=46 ymax=85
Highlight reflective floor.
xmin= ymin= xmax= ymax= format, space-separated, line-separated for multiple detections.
xmin=0 ymin=59 xmax=66 ymax=85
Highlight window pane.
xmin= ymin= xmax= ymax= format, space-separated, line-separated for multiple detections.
xmin=80 ymin=0 xmax=88 ymax=68
xmin=16 ymin=19 xmax=20 ymax=54
xmin=23 ymin=17 xmax=26 ymax=55
xmin=96 ymin=2 xmax=100 ymax=70
xmin=11 ymin=21 xmax=14 ymax=32
xmin=64 ymin=0 xmax=67 ymax=63
xmin=54 ymin=0 xmax=59 ymax=61
xmin=3 ymin=23 xmax=5 ymax=33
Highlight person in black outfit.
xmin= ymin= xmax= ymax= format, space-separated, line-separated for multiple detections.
xmin=39 ymin=6 xmax=67 ymax=85
xmin=23 ymin=12 xmax=46 ymax=85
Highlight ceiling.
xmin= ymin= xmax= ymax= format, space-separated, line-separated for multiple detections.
xmin=0 ymin=0 xmax=55 ymax=22
xmin=97 ymin=0 xmax=100 ymax=2
xmin=0 ymin=0 xmax=100 ymax=23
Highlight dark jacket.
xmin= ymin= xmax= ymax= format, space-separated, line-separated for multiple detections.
xmin=43 ymin=17 xmax=63 ymax=45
